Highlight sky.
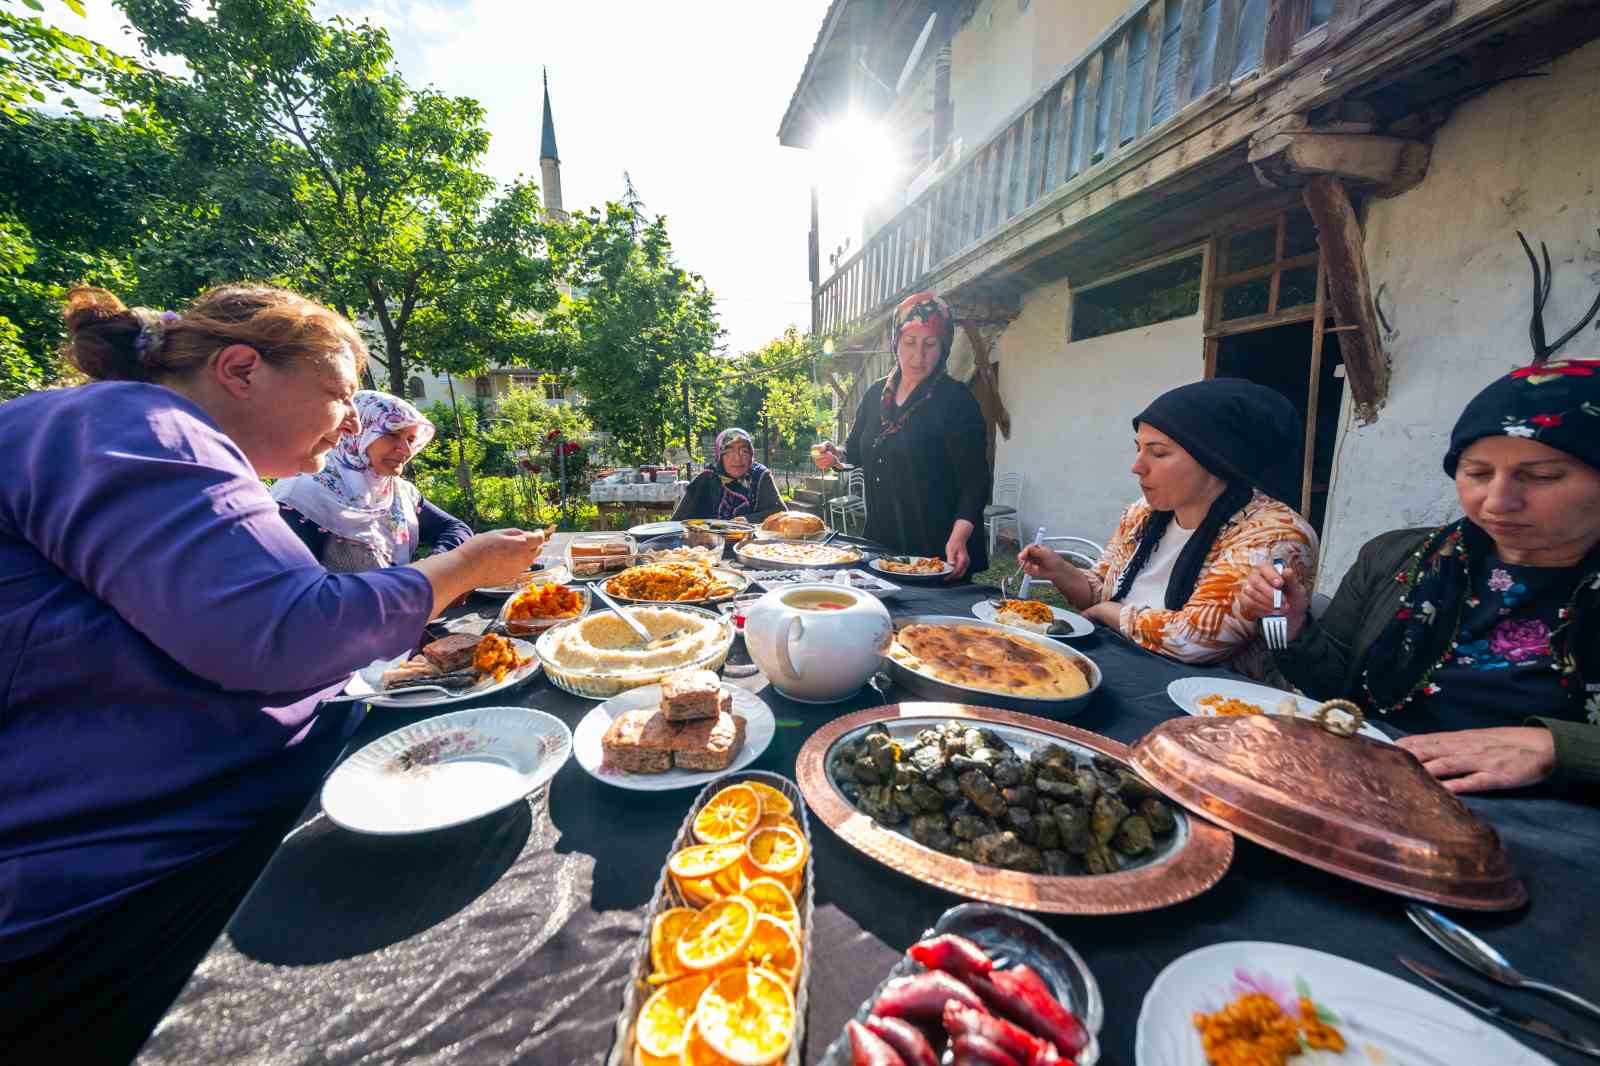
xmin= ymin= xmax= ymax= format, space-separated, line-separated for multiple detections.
xmin=54 ymin=0 xmax=837 ymax=357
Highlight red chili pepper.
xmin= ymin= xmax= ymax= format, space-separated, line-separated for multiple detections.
xmin=907 ymin=934 xmax=996 ymax=980
xmin=866 ymin=1014 xmax=940 ymax=1066
xmin=950 ymin=1032 xmax=1023 ymax=1066
xmin=944 ymin=1002 xmax=1052 ymax=1065
xmin=873 ymin=971 xmax=985 ymax=1022
xmin=967 ymin=966 xmax=1089 ymax=1057
xmin=849 ymin=1019 xmax=908 ymax=1066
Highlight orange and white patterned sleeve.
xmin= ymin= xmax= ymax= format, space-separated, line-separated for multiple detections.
xmin=1114 ymin=495 xmax=1318 ymax=665
xmin=1080 ymin=502 xmax=1146 ymax=602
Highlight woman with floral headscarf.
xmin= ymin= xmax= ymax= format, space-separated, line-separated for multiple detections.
xmin=272 ymin=390 xmax=472 ymax=572
xmin=815 ymin=291 xmax=990 ymax=576
xmin=673 ymin=427 xmax=784 ymax=522
xmin=1244 ymin=360 xmax=1600 ymax=795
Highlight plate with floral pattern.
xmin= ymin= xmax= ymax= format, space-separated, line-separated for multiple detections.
xmin=321 ymin=706 xmax=572 ymax=835
xmin=1135 ymin=941 xmax=1555 ymax=1065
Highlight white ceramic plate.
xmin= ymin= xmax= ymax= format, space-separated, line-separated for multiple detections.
xmin=346 ymin=638 xmax=541 ymax=709
xmin=321 ymin=706 xmax=573 ymax=835
xmin=972 ymin=599 xmax=1095 ymax=639
xmin=1166 ymin=677 xmax=1393 ymax=744
xmin=571 ymin=683 xmax=775 ymax=791
xmin=1136 ymin=941 xmax=1555 ymax=1066
xmin=628 ymin=520 xmax=685 ymax=538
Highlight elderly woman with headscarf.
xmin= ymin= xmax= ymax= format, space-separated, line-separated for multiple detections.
xmin=1243 ymin=360 xmax=1600 ymax=795
xmin=272 ymin=390 xmax=472 ymax=572
xmin=814 ymin=291 xmax=991 ymax=576
xmin=673 ymin=427 xmax=784 ymax=522
xmin=1019 ymin=379 xmax=1318 ymax=680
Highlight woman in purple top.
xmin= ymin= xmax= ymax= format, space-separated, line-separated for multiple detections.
xmin=0 ymin=284 xmax=544 ymax=1060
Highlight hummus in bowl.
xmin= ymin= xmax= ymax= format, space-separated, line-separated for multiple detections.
xmin=535 ymin=604 xmax=734 ymax=698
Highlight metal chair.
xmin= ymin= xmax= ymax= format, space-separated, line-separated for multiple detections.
xmin=1017 ymin=536 xmax=1105 ymax=600
xmin=984 ymin=473 xmax=1024 ymax=558
xmin=827 ymin=468 xmax=867 ymax=534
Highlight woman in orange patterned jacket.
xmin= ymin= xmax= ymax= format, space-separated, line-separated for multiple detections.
xmin=1019 ymin=379 xmax=1317 ymax=681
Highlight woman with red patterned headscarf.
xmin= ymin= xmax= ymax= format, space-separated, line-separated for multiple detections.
xmin=815 ymin=291 xmax=990 ymax=577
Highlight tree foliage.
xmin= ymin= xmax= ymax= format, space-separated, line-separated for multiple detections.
xmin=546 ymin=200 xmax=721 ymax=464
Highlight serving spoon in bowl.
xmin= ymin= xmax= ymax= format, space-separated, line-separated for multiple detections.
xmin=587 ymin=581 xmax=690 ymax=651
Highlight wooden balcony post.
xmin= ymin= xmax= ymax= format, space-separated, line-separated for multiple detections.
xmin=1213 ymin=0 xmax=1243 ymax=89
xmin=1264 ymin=0 xmax=1311 ymax=69
xmin=1078 ymin=51 xmax=1105 ymax=171
xmin=1301 ymin=174 xmax=1388 ymax=420
xmin=1173 ymin=0 xmax=1203 ymax=107
xmin=1106 ymin=31 xmax=1132 ymax=153
xmin=1018 ymin=108 xmax=1035 ymax=213
xmin=1137 ymin=0 xmax=1167 ymax=137
xmin=1056 ymin=73 xmax=1079 ymax=185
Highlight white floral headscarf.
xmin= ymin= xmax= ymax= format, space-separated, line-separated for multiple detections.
xmin=271 ymin=391 xmax=437 ymax=566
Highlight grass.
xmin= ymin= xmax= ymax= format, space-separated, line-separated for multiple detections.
xmin=971 ymin=546 xmax=1070 ymax=608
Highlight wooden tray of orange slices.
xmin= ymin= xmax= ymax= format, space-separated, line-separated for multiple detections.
xmin=607 ymin=770 xmax=814 ymax=1066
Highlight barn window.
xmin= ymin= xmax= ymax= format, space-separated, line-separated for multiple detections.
xmin=1068 ymin=249 xmax=1204 ymax=341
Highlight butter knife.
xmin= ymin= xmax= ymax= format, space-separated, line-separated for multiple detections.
xmin=1408 ymin=905 xmax=1600 ymax=1022
xmin=1397 ymin=955 xmax=1600 ymax=1060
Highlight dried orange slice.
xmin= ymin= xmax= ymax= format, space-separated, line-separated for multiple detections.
xmin=675 ymin=896 xmax=757 ymax=973
xmin=669 ymin=843 xmax=746 ymax=884
xmin=675 ymin=876 xmax=723 ymax=909
xmin=742 ymin=781 xmax=793 ymax=818
xmin=694 ymin=784 xmax=762 ymax=845
xmin=742 ymin=914 xmax=802 ymax=987
xmin=636 ymin=1043 xmax=678 ymax=1066
xmin=754 ymin=811 xmax=802 ymax=836
xmin=694 ymin=967 xmax=796 ymax=1066
xmin=739 ymin=878 xmax=799 ymax=931
xmin=650 ymin=907 xmax=698 ymax=980
xmin=635 ymin=972 xmax=714 ymax=1060
xmin=743 ymin=825 xmax=808 ymax=882
xmin=680 ymin=1019 xmax=736 ymax=1066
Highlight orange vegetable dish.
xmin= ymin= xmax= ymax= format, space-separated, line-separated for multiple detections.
xmin=471 ymin=633 xmax=531 ymax=682
xmin=1192 ymin=992 xmax=1345 ymax=1066
xmin=999 ymin=599 xmax=1056 ymax=625
xmin=506 ymin=582 xmax=585 ymax=621
xmin=1197 ymin=694 xmax=1266 ymax=717
xmin=607 ymin=562 xmax=737 ymax=603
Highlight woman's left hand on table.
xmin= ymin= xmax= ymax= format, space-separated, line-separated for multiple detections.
xmin=1082 ymin=601 xmax=1122 ymax=629
xmin=1396 ymin=726 xmax=1556 ymax=793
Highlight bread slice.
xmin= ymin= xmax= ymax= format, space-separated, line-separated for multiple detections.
xmin=660 ymin=669 xmax=723 ymax=722
xmin=671 ymin=711 xmax=746 ymax=772
xmin=601 ymin=708 xmax=675 ymax=774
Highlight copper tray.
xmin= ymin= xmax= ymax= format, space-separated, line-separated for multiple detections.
xmin=1130 ymin=714 xmax=1526 ymax=911
xmin=795 ymin=702 xmax=1234 ymax=915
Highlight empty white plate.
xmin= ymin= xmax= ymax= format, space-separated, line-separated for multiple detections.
xmin=1136 ymin=941 xmax=1554 ymax=1065
xmin=572 ymin=683 xmax=775 ymax=791
xmin=1166 ymin=676 xmax=1393 ymax=744
xmin=321 ymin=706 xmax=572 ymax=835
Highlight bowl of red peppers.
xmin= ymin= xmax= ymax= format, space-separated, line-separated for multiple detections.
xmin=819 ymin=901 xmax=1102 ymax=1066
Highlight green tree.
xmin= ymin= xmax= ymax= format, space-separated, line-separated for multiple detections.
xmin=545 ymin=200 xmax=722 ymax=464
xmin=704 ymin=327 xmax=832 ymax=455
xmin=117 ymin=0 xmax=560 ymax=388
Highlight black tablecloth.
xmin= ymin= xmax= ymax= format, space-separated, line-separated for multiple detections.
xmin=137 ymin=579 xmax=1600 ymax=1066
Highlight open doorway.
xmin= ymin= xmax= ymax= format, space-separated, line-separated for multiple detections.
xmin=1214 ymin=321 xmax=1345 ymax=535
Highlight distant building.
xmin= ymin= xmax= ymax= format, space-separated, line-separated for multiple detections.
xmin=403 ymin=68 xmax=579 ymax=411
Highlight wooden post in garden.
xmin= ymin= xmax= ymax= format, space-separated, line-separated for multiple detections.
xmin=445 ymin=372 xmax=478 ymax=523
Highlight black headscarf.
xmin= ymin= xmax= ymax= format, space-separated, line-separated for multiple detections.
xmin=1111 ymin=379 xmax=1302 ymax=610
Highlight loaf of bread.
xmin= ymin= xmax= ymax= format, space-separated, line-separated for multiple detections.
xmin=759 ymin=511 xmax=825 ymax=538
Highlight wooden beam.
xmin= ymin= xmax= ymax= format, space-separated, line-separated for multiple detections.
xmin=1137 ymin=0 xmax=1167 ymax=136
xmin=1249 ymin=131 xmax=1431 ymax=190
xmin=1265 ymin=0 xmax=1309 ymax=69
xmin=1018 ymin=108 xmax=1036 ymax=212
xmin=1301 ymin=174 xmax=1387 ymax=421
xmin=1173 ymin=0 xmax=1204 ymax=107
xmin=1301 ymin=256 xmax=1328 ymax=517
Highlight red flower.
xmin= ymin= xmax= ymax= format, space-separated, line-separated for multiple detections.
xmin=546 ymin=428 xmax=562 ymax=442
xmin=1396 ymin=608 xmax=1412 ymax=620
xmin=563 ymin=441 xmax=581 ymax=456
xmin=1531 ymin=413 xmax=1563 ymax=427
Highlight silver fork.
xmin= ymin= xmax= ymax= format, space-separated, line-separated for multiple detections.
xmin=1261 ymin=557 xmax=1290 ymax=650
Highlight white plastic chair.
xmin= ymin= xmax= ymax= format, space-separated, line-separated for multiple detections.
xmin=984 ymin=473 xmax=1024 ymax=558
xmin=828 ymin=468 xmax=867 ymax=534
xmin=1018 ymin=536 xmax=1104 ymax=600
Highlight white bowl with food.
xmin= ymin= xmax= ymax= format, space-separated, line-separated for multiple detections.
xmin=534 ymin=603 xmax=735 ymax=699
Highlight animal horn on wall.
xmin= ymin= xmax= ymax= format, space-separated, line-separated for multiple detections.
xmin=1516 ymin=229 xmax=1600 ymax=365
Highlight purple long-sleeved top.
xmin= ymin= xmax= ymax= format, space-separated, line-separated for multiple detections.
xmin=0 ymin=382 xmax=434 ymax=961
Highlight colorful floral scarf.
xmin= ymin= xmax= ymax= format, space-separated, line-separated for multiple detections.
xmin=707 ymin=427 xmax=769 ymax=520
xmin=874 ymin=291 xmax=954 ymax=449
xmin=271 ymin=390 xmax=436 ymax=566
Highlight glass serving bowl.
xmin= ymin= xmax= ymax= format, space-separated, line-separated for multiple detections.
xmin=533 ymin=603 xmax=735 ymax=699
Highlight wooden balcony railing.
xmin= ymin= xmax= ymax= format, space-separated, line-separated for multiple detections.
xmin=816 ymin=0 xmax=1342 ymax=337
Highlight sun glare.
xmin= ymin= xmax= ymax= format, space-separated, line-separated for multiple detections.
xmin=817 ymin=112 xmax=901 ymax=205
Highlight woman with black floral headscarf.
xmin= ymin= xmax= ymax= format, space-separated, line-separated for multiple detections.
xmin=1245 ymin=359 xmax=1600 ymax=795
xmin=814 ymin=291 xmax=990 ymax=576
xmin=673 ymin=427 xmax=784 ymax=522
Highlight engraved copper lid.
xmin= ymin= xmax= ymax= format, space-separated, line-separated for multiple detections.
xmin=1129 ymin=712 xmax=1526 ymax=911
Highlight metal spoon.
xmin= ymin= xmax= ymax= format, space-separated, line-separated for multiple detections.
xmin=985 ymin=570 xmax=1015 ymax=609
xmin=588 ymin=581 xmax=691 ymax=650
xmin=1408 ymin=905 xmax=1600 ymax=1021
xmin=867 ymin=670 xmax=893 ymax=706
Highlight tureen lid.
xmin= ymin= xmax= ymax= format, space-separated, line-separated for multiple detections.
xmin=1129 ymin=711 xmax=1526 ymax=911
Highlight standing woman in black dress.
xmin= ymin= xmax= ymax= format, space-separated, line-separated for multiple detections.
xmin=815 ymin=291 xmax=990 ymax=577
